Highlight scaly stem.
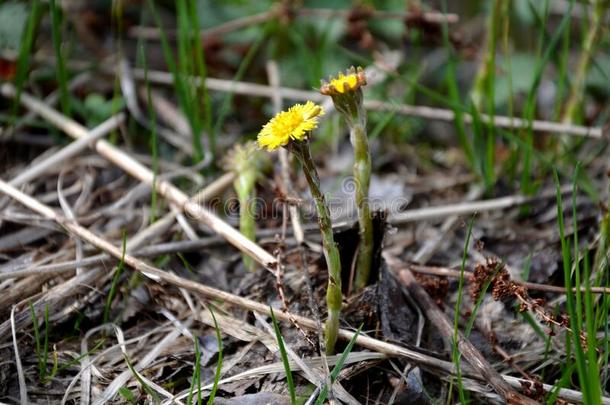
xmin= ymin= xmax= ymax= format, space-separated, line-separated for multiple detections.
xmin=291 ymin=141 xmax=342 ymax=354
xmin=351 ymin=121 xmax=373 ymax=290
xmin=235 ymin=171 xmax=257 ymax=272
xmin=331 ymin=86 xmax=374 ymax=289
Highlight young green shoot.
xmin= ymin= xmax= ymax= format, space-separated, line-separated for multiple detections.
xmin=187 ymin=334 xmax=202 ymax=405
xmin=315 ymin=325 xmax=362 ymax=405
xmin=450 ymin=215 xmax=475 ymax=404
xmin=103 ymin=232 xmax=127 ymax=324
xmin=207 ymin=307 xmax=223 ymax=405
xmin=270 ymin=307 xmax=297 ymax=404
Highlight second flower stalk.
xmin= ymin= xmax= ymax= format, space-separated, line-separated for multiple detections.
xmin=321 ymin=67 xmax=373 ymax=290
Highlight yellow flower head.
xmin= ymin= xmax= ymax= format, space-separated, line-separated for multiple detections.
xmin=257 ymin=101 xmax=325 ymax=151
xmin=320 ymin=66 xmax=367 ymax=96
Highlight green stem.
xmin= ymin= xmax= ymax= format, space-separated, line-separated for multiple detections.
xmin=470 ymin=0 xmax=505 ymax=111
xmin=235 ymin=172 xmax=257 ymax=272
xmin=351 ymin=122 xmax=373 ymax=290
xmin=562 ymin=0 xmax=604 ymax=123
xmin=292 ymin=141 xmax=342 ymax=354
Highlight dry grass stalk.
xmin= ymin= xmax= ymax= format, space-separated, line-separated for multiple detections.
xmin=127 ymin=69 xmax=605 ymax=138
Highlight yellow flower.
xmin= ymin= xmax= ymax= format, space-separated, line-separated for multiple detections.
xmin=320 ymin=67 xmax=367 ymax=96
xmin=257 ymin=101 xmax=325 ymax=151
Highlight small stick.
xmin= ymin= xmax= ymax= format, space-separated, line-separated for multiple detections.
xmin=8 ymin=113 xmax=124 ymax=187
xmin=385 ymin=253 xmax=539 ymax=405
xmin=412 ymin=186 xmax=483 ymax=264
xmin=11 ymin=307 xmax=28 ymax=405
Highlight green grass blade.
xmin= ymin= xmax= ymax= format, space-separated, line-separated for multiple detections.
xmin=572 ymin=165 xmax=602 ymax=403
xmin=186 ymin=0 xmax=214 ymax=154
xmin=213 ymin=24 xmax=269 ymax=139
xmin=176 ymin=0 xmax=203 ymax=160
xmin=123 ymin=352 xmax=161 ymax=402
xmin=49 ymin=0 xmax=71 ymax=116
xmin=521 ymin=1 xmax=572 ymax=195
xmin=440 ymin=0 xmax=474 ymax=170
xmin=207 ymin=307 xmax=223 ymax=405
xmin=11 ymin=0 xmax=43 ymax=124
xmin=270 ymin=307 xmax=296 ymax=404
xmin=42 ymin=304 xmax=50 ymax=381
xmin=555 ymin=169 xmax=590 ymax=403
xmin=187 ymin=335 xmax=202 ymax=405
xmin=103 ymin=232 xmax=127 ymax=324
xmin=315 ymin=325 xmax=362 ymax=405
xmin=119 ymin=387 xmax=138 ymax=404
xmin=451 ymin=215 xmax=475 ymax=404
xmin=148 ymin=0 xmax=203 ymax=162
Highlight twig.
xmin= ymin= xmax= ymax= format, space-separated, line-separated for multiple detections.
xmin=1 ymin=83 xmax=277 ymax=269
xmin=8 ymin=113 xmax=124 ymax=187
xmin=389 ymin=185 xmax=572 ymax=224
xmin=57 ymin=170 xmax=84 ymax=274
xmin=126 ymin=69 xmax=605 ymax=138
xmin=0 ymin=178 xmax=602 ymax=404
xmin=11 ymin=306 xmax=28 ymax=405
xmin=385 ymin=253 xmax=539 ymax=405
xmin=412 ymin=186 xmax=483 ymax=264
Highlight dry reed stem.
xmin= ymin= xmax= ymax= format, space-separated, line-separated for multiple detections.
xmin=128 ymin=69 xmax=605 ymax=138
xmin=8 ymin=114 xmax=124 ymax=187
xmin=10 ymin=306 xmax=28 ymax=405
xmin=0 ymin=178 xmax=602 ymax=404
